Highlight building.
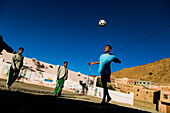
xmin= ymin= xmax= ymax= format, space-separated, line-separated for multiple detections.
xmin=0 ymin=50 xmax=97 ymax=91
xmin=127 ymin=79 xmax=136 ymax=86
xmin=159 ymin=86 xmax=170 ymax=113
xmin=135 ymin=79 xmax=155 ymax=87
xmin=133 ymin=85 xmax=159 ymax=103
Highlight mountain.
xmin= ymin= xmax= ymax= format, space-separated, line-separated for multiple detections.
xmin=111 ymin=58 xmax=170 ymax=84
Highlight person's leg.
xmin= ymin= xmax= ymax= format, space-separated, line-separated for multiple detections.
xmin=6 ymin=67 xmax=14 ymax=87
xmin=58 ymin=78 xmax=64 ymax=96
xmin=54 ymin=79 xmax=61 ymax=95
xmin=106 ymin=75 xmax=111 ymax=103
xmin=8 ymin=70 xmax=20 ymax=88
xmin=101 ymin=80 xmax=107 ymax=104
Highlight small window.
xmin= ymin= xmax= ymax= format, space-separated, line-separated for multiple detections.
xmin=164 ymin=94 xmax=168 ymax=99
xmin=137 ymin=89 xmax=139 ymax=92
xmin=148 ymin=83 xmax=150 ymax=84
xmin=143 ymin=82 xmax=145 ymax=84
xmin=140 ymin=82 xmax=142 ymax=84
xmin=149 ymin=72 xmax=153 ymax=75
xmin=136 ymin=94 xmax=138 ymax=96
xmin=146 ymin=91 xmax=148 ymax=94
xmin=78 ymin=74 xmax=81 ymax=76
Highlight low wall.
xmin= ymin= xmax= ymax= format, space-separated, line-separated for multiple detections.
xmin=87 ymin=87 xmax=134 ymax=105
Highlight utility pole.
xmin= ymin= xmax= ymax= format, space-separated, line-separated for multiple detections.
xmin=88 ymin=59 xmax=92 ymax=87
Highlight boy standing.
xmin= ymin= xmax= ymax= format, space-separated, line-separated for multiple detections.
xmin=54 ymin=61 xmax=68 ymax=96
xmin=6 ymin=47 xmax=24 ymax=88
xmin=89 ymin=45 xmax=121 ymax=105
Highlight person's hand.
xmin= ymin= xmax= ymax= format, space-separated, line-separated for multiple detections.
xmin=13 ymin=68 xmax=16 ymax=71
xmin=57 ymin=76 xmax=59 ymax=80
xmin=88 ymin=62 xmax=93 ymax=66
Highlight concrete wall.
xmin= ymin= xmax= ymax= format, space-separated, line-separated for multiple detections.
xmin=88 ymin=87 xmax=134 ymax=105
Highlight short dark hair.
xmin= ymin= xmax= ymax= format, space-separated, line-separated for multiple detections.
xmin=64 ymin=61 xmax=68 ymax=64
xmin=19 ymin=47 xmax=24 ymax=51
xmin=106 ymin=45 xmax=112 ymax=50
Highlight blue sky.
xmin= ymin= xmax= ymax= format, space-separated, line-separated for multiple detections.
xmin=0 ymin=0 xmax=169 ymax=75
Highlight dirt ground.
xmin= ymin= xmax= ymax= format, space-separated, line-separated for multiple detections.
xmin=0 ymin=79 xmax=161 ymax=113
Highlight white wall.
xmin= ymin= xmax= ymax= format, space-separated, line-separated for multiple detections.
xmin=88 ymin=87 xmax=134 ymax=105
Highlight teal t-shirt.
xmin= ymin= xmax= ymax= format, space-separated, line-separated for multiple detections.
xmin=98 ymin=53 xmax=115 ymax=75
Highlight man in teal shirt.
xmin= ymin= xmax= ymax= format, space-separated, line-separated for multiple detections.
xmin=6 ymin=47 xmax=24 ymax=88
xmin=89 ymin=45 xmax=121 ymax=105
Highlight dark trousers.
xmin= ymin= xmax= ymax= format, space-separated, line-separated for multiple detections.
xmin=102 ymin=81 xmax=111 ymax=102
xmin=6 ymin=66 xmax=20 ymax=87
xmin=101 ymin=74 xmax=111 ymax=102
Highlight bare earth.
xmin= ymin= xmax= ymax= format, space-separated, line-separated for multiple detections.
xmin=0 ymin=79 xmax=161 ymax=113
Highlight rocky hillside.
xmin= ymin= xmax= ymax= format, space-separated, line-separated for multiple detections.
xmin=111 ymin=58 xmax=170 ymax=84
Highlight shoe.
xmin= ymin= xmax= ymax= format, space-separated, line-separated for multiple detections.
xmin=58 ymin=93 xmax=61 ymax=97
xmin=6 ymin=85 xmax=10 ymax=89
xmin=100 ymin=101 xmax=105 ymax=105
xmin=106 ymin=97 xmax=111 ymax=103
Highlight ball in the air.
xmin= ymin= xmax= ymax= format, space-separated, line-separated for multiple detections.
xmin=99 ymin=19 xmax=106 ymax=27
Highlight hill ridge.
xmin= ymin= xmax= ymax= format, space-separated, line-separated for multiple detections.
xmin=111 ymin=58 xmax=170 ymax=84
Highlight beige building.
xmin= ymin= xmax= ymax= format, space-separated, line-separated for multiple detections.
xmin=159 ymin=86 xmax=170 ymax=113
xmin=0 ymin=50 xmax=97 ymax=90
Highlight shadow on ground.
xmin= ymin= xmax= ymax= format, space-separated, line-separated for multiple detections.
xmin=0 ymin=90 xmax=151 ymax=113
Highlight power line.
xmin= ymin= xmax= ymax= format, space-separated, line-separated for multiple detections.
xmin=113 ymin=25 xmax=170 ymax=53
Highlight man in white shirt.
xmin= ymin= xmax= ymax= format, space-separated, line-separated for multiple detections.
xmin=54 ymin=61 xmax=68 ymax=96
xmin=6 ymin=47 xmax=24 ymax=88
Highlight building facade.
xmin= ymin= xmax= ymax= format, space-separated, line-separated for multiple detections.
xmin=159 ymin=86 xmax=170 ymax=113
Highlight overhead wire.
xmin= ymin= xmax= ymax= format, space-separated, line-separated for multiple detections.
xmin=113 ymin=25 xmax=170 ymax=53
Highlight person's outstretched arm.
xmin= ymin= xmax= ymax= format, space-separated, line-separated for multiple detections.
xmin=88 ymin=61 xmax=100 ymax=66
xmin=112 ymin=57 xmax=121 ymax=64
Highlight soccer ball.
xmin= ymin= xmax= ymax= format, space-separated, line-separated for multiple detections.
xmin=99 ymin=19 xmax=106 ymax=27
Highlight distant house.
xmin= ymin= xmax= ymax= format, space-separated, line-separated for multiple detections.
xmin=159 ymin=86 xmax=170 ymax=113
xmin=135 ymin=80 xmax=155 ymax=87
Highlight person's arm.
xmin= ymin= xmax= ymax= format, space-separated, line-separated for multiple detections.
xmin=88 ymin=61 xmax=100 ymax=65
xmin=112 ymin=57 xmax=121 ymax=64
xmin=57 ymin=67 xmax=61 ymax=80
xmin=65 ymin=69 xmax=68 ymax=80
xmin=19 ymin=57 xmax=24 ymax=69
xmin=11 ymin=55 xmax=16 ymax=70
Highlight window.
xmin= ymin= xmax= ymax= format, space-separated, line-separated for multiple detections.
xmin=149 ymin=72 xmax=153 ymax=75
xmin=164 ymin=94 xmax=168 ymax=99
xmin=146 ymin=91 xmax=148 ymax=94
xmin=137 ymin=89 xmax=139 ymax=92
xmin=143 ymin=82 xmax=145 ymax=84
xmin=136 ymin=94 xmax=138 ymax=96
xmin=49 ymin=65 xmax=53 ymax=68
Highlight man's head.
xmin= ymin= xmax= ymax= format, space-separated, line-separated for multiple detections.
xmin=18 ymin=47 xmax=24 ymax=55
xmin=104 ymin=45 xmax=112 ymax=53
xmin=64 ymin=61 xmax=68 ymax=67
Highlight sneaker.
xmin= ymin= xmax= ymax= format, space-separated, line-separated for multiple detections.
xmin=100 ymin=101 xmax=105 ymax=105
xmin=106 ymin=97 xmax=111 ymax=103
